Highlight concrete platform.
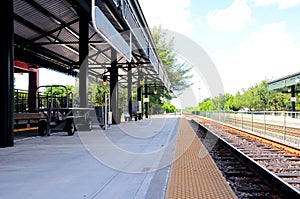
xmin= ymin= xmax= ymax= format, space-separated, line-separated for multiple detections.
xmin=0 ymin=115 xmax=179 ymax=199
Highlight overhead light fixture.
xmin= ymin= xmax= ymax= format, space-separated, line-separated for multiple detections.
xmin=139 ymin=76 xmax=144 ymax=86
xmin=102 ymin=75 xmax=108 ymax=86
xmin=154 ymin=83 xmax=157 ymax=94
xmin=139 ymin=80 xmax=144 ymax=86
xmin=28 ymin=65 xmax=37 ymax=70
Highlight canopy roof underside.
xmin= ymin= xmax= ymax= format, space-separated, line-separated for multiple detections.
xmin=13 ymin=0 xmax=170 ymax=90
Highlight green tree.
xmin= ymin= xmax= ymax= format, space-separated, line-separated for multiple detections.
xmin=253 ymin=80 xmax=272 ymax=110
xmin=162 ymin=103 xmax=177 ymax=113
xmin=94 ymin=85 xmax=109 ymax=106
xmin=193 ymin=79 xmax=300 ymax=112
xmin=233 ymin=92 xmax=245 ymax=110
xmin=269 ymin=91 xmax=288 ymax=111
xmin=41 ymin=84 xmax=74 ymax=108
xmin=152 ymin=26 xmax=193 ymax=93
xmin=225 ymin=94 xmax=241 ymax=111
xmin=297 ymin=93 xmax=300 ymax=110
xmin=43 ymin=84 xmax=74 ymax=96
xmin=198 ymin=98 xmax=213 ymax=111
xmin=148 ymin=26 xmax=194 ymax=113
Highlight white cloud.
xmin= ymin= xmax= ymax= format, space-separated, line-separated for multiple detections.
xmin=138 ymin=0 xmax=195 ymax=36
xmin=206 ymin=0 xmax=252 ymax=31
xmin=253 ymin=0 xmax=300 ymax=9
xmin=214 ymin=21 xmax=300 ymax=93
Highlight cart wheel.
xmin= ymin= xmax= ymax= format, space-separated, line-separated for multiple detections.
xmin=65 ymin=119 xmax=76 ymax=136
xmin=38 ymin=120 xmax=47 ymax=136
xmin=67 ymin=122 xmax=75 ymax=136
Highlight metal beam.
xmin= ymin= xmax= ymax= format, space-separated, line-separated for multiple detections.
xmin=28 ymin=71 xmax=38 ymax=112
xmin=14 ymin=14 xmax=80 ymax=60
xmin=128 ymin=62 xmax=133 ymax=120
xmin=68 ymin=0 xmax=91 ymax=19
xmin=291 ymin=85 xmax=296 ymax=113
xmin=144 ymin=79 xmax=149 ymax=118
xmin=30 ymin=19 xmax=79 ymax=42
xmin=110 ymin=48 xmax=119 ymax=124
xmin=15 ymin=34 xmax=77 ymax=66
xmin=137 ymin=71 xmax=143 ymax=120
xmin=24 ymin=0 xmax=80 ymax=44
xmin=79 ymin=13 xmax=89 ymax=108
xmin=0 ymin=0 xmax=14 ymax=147
xmin=14 ymin=48 xmax=77 ymax=77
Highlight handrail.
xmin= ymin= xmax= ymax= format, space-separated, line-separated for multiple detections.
xmin=192 ymin=110 xmax=300 ymax=148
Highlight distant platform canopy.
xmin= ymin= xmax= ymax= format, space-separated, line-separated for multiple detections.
xmin=267 ymin=71 xmax=300 ymax=92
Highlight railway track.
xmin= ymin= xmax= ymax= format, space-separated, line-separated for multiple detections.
xmin=186 ymin=115 xmax=300 ymax=198
xmin=225 ymin=117 xmax=300 ymax=138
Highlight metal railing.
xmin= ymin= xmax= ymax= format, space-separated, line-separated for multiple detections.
xmin=14 ymin=89 xmax=29 ymax=113
xmin=14 ymin=87 xmax=74 ymax=113
xmin=192 ymin=111 xmax=300 ymax=148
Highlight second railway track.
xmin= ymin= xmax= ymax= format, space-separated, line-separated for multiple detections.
xmin=225 ymin=117 xmax=300 ymax=139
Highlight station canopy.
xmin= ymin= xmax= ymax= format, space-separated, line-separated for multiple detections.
xmin=267 ymin=71 xmax=300 ymax=92
xmin=13 ymin=0 xmax=170 ymax=90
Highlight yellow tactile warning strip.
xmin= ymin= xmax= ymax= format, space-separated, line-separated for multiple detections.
xmin=165 ymin=117 xmax=237 ymax=199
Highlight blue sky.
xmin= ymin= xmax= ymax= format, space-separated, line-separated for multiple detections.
xmin=139 ymin=0 xmax=300 ymax=98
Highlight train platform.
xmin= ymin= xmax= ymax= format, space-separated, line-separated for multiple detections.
xmin=0 ymin=115 xmax=237 ymax=199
